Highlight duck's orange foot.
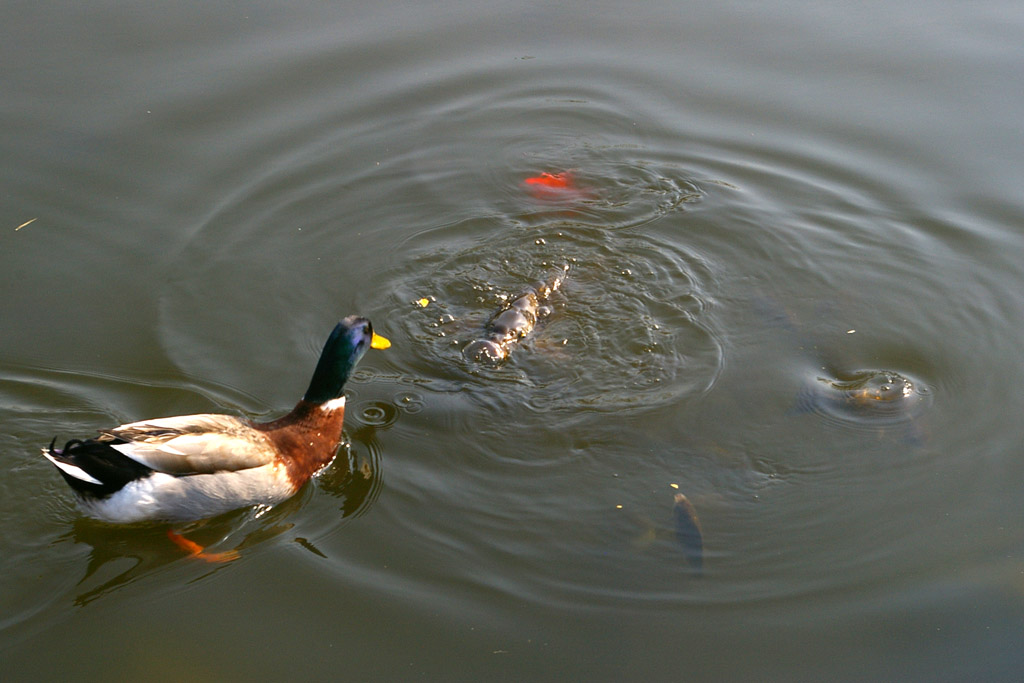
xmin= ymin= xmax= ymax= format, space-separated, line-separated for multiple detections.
xmin=167 ymin=530 xmax=240 ymax=563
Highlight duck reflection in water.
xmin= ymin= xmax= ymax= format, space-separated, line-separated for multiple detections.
xmin=62 ymin=434 xmax=381 ymax=606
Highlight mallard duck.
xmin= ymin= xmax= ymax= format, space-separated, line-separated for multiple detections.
xmin=42 ymin=316 xmax=390 ymax=526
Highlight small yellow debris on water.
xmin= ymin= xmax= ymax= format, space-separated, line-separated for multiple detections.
xmin=615 ymin=504 xmax=623 ymax=509
xmin=670 ymin=483 xmax=679 ymax=489
xmin=15 ymin=218 xmax=37 ymax=231
xmin=416 ymin=298 xmax=430 ymax=308
xmin=846 ymin=329 xmax=856 ymax=334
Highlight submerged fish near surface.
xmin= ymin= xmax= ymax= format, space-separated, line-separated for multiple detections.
xmin=673 ymin=492 xmax=704 ymax=573
xmin=463 ymin=265 xmax=568 ymax=364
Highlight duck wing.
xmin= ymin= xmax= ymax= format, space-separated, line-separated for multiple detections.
xmin=101 ymin=414 xmax=276 ymax=475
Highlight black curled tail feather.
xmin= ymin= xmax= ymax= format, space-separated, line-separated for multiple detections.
xmin=48 ymin=437 xmax=86 ymax=456
xmin=46 ymin=437 xmax=155 ymax=499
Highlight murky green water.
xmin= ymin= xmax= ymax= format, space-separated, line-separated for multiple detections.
xmin=4 ymin=1 xmax=1024 ymax=680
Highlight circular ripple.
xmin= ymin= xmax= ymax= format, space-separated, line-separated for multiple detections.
xmin=314 ymin=439 xmax=383 ymax=519
xmin=385 ymin=218 xmax=722 ymax=414
xmin=797 ymin=369 xmax=931 ymax=427
xmin=353 ymin=400 xmax=400 ymax=428
xmin=392 ymin=390 xmax=426 ymax=414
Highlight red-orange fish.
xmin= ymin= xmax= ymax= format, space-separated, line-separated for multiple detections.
xmin=523 ymin=171 xmax=587 ymax=201
xmin=524 ymin=171 xmax=574 ymax=189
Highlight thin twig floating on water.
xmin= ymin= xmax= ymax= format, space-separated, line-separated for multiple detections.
xmin=15 ymin=218 xmax=38 ymax=231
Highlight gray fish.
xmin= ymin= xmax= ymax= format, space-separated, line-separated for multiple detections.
xmin=464 ymin=265 xmax=568 ymax=364
xmin=673 ymin=492 xmax=704 ymax=573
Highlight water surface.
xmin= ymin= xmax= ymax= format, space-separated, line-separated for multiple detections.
xmin=4 ymin=1 xmax=1024 ymax=680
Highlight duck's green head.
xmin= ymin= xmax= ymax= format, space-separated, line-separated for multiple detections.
xmin=303 ymin=316 xmax=390 ymax=404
